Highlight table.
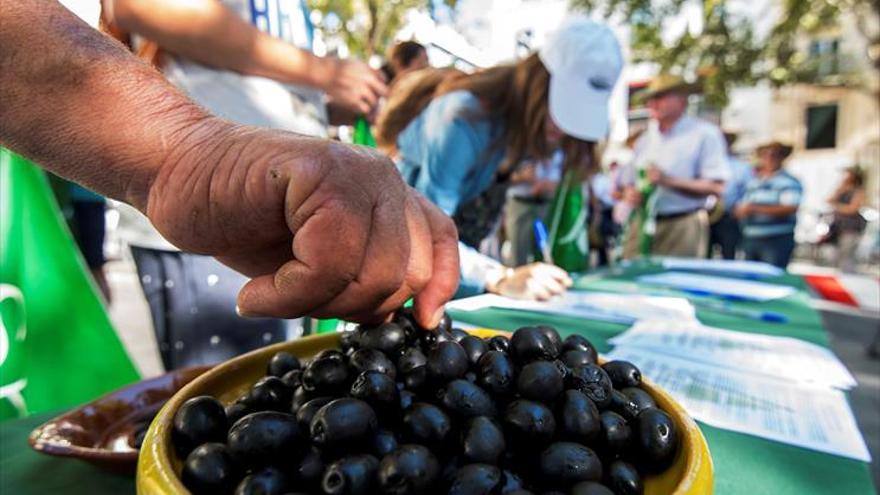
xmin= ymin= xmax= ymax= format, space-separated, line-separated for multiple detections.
xmin=0 ymin=262 xmax=875 ymax=494
xmin=448 ymin=262 xmax=877 ymax=495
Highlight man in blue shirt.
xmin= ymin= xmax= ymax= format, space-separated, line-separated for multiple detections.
xmin=735 ymin=141 xmax=803 ymax=268
xmin=709 ymin=132 xmax=753 ymax=259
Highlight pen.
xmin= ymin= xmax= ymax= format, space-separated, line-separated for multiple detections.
xmin=533 ymin=219 xmax=553 ymax=265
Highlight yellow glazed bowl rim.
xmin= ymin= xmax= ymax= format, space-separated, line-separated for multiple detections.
xmin=137 ymin=330 xmax=713 ymax=494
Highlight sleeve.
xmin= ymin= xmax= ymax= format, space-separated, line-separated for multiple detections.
xmin=697 ymin=126 xmax=731 ymax=182
xmin=456 ymin=242 xmax=503 ymax=298
xmin=412 ymin=107 xmax=484 ymax=216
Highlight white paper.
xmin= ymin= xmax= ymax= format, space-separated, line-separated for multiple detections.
xmin=609 ymin=320 xmax=856 ymax=390
xmin=446 ymin=292 xmax=696 ymax=325
xmin=657 ymin=257 xmax=785 ymax=278
xmin=605 ymin=347 xmax=872 ymax=462
xmin=637 ymin=271 xmax=797 ymax=301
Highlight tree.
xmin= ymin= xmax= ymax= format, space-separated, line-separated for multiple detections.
xmin=571 ymin=0 xmax=880 ymax=107
xmin=308 ymin=0 xmax=457 ymax=59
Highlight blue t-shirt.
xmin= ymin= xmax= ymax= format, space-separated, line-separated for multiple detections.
xmin=397 ymin=90 xmax=507 ymax=297
xmin=723 ymin=156 xmax=753 ymax=211
xmin=741 ymin=169 xmax=802 ymax=238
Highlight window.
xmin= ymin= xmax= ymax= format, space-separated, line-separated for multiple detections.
xmin=805 ymin=104 xmax=838 ymax=149
xmin=809 ymin=38 xmax=840 ymax=77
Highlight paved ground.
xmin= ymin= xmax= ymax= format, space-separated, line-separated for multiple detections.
xmin=821 ymin=309 xmax=880 ymax=489
xmin=105 ymin=259 xmax=880 ymax=488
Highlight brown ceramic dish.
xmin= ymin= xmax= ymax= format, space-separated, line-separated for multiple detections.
xmin=29 ymin=365 xmax=210 ymax=475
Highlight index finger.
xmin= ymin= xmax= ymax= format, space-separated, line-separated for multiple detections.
xmin=411 ymin=192 xmax=460 ymax=329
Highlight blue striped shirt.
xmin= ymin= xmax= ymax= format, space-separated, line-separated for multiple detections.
xmin=742 ymin=170 xmax=802 ymax=238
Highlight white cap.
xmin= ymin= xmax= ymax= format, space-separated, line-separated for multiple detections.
xmin=539 ymin=17 xmax=623 ymax=142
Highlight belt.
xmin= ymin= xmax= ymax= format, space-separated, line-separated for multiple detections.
xmin=511 ymin=195 xmax=550 ymax=205
xmin=655 ymin=209 xmax=703 ymax=221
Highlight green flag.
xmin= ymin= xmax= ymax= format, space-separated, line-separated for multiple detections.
xmin=0 ymin=148 xmax=140 ymax=421
xmin=543 ymin=167 xmax=589 ymax=273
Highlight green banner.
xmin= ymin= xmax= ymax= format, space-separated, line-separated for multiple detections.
xmin=0 ymin=148 xmax=140 ymax=420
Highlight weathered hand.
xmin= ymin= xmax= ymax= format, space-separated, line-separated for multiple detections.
xmin=487 ymin=263 xmax=572 ymax=301
xmin=145 ymin=120 xmax=459 ymax=327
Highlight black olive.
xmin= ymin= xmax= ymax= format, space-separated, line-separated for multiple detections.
xmin=571 ymin=481 xmax=615 ymax=495
xmin=349 ymin=348 xmax=398 ymax=380
xmin=447 ymin=463 xmax=502 ymax=495
xmin=436 ymin=313 xmax=453 ymax=333
xmin=350 ymin=370 xmax=400 ymax=413
xmin=293 ymin=447 xmax=324 ymax=490
xmin=172 ymin=396 xmax=227 ymax=458
xmin=267 ymin=351 xmax=301 ymax=377
xmin=225 ymin=399 xmax=253 ymax=430
xmin=399 ymin=389 xmax=417 ymax=411
xmin=371 ymin=428 xmax=399 ymax=457
xmin=440 ymin=379 xmax=496 ymax=419
xmin=397 ymin=348 xmax=428 ymax=375
xmin=393 ymin=310 xmax=421 ymax=344
xmin=510 ymin=326 xmax=558 ymax=363
xmin=608 ymin=390 xmax=641 ymax=420
xmin=503 ymin=400 xmax=556 ymax=445
xmin=601 ymin=361 xmax=642 ymax=389
xmin=310 ymin=398 xmax=378 ymax=451
xmin=281 ymin=369 xmax=303 ymax=389
xmin=621 ymin=387 xmax=656 ymax=413
xmin=290 ymin=386 xmax=312 ymax=413
xmin=476 ymin=351 xmax=515 ymax=397
xmin=561 ymin=335 xmax=598 ymax=362
xmin=516 ymin=361 xmax=564 ymax=403
xmin=459 ymin=335 xmax=489 ymax=365
xmin=180 ymin=443 xmax=238 ymax=495
xmin=461 ymin=416 xmax=505 ymax=464
xmin=539 ymin=442 xmax=603 ymax=489
xmin=314 ymin=349 xmax=346 ymax=363
xmin=295 ymin=396 xmax=333 ymax=431
xmin=401 ymin=403 xmax=452 ymax=449
xmin=498 ymin=469 xmax=525 ymax=494
xmin=246 ymin=376 xmax=293 ymax=412
xmin=605 ymin=459 xmax=643 ymax=495
xmin=322 ymin=454 xmax=379 ymax=495
xmin=599 ymin=411 xmax=631 ymax=456
xmin=234 ymin=466 xmax=288 ymax=495
xmin=561 ymin=349 xmax=595 ymax=369
xmin=227 ymin=411 xmax=304 ymax=469
xmin=566 ymin=364 xmax=613 ymax=408
xmin=534 ymin=325 xmax=562 ymax=357
xmin=487 ymin=335 xmax=510 ymax=353
xmin=378 ymin=444 xmax=441 ymax=495
xmin=340 ymin=330 xmax=360 ymax=353
xmin=427 ymin=341 xmax=469 ymax=383
xmin=634 ymin=408 xmax=678 ymax=473
xmin=465 ymin=371 xmax=478 ymax=383
xmin=302 ymin=356 xmax=350 ymax=394
xmin=557 ymin=390 xmax=601 ymax=444
xmin=358 ymin=322 xmax=407 ymax=355
xmin=403 ymin=366 xmax=429 ymax=394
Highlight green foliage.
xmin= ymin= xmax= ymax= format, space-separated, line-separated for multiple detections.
xmin=572 ymin=0 xmax=879 ymax=107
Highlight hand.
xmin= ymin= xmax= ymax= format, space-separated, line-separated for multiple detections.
xmin=487 ymin=263 xmax=572 ymax=301
xmin=622 ymin=186 xmax=642 ymax=206
xmin=733 ymin=203 xmax=752 ymax=219
xmin=145 ymin=119 xmax=459 ymax=328
xmin=530 ymin=179 xmax=558 ymax=197
xmin=321 ymin=58 xmax=388 ymax=115
xmin=646 ymin=164 xmax=664 ymax=185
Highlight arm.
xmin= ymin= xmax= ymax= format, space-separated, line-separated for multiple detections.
xmin=650 ymin=124 xmax=728 ymax=198
xmin=653 ymin=173 xmax=725 ymax=197
xmin=1 ymin=0 xmax=457 ymax=327
xmin=106 ymin=0 xmax=386 ymax=113
xmin=834 ymin=189 xmax=865 ymax=215
xmin=745 ymin=204 xmax=799 ymax=217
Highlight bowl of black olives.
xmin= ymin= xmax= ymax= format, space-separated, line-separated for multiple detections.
xmin=137 ymin=311 xmax=712 ymax=494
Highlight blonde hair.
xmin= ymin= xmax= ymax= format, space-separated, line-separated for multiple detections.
xmin=376 ymin=54 xmax=596 ymax=177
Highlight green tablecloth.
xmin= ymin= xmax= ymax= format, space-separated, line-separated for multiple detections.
xmin=448 ymin=262 xmax=876 ymax=495
xmin=0 ymin=263 xmax=874 ymax=494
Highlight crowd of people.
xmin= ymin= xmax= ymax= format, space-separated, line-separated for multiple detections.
xmin=1 ymin=0 xmax=870 ymax=372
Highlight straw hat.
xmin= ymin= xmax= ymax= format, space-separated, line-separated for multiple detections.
xmin=755 ymin=140 xmax=794 ymax=160
xmin=642 ymin=74 xmax=699 ymax=99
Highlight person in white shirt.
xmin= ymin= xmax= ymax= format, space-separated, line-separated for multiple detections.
xmin=620 ymin=74 xmax=729 ymax=259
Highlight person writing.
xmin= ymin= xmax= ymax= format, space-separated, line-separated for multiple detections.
xmin=621 ymin=75 xmax=730 ymax=259
xmin=376 ymin=17 xmax=623 ymax=299
xmin=0 ymin=0 xmax=458 ymax=329
xmin=735 ymin=141 xmax=803 ymax=268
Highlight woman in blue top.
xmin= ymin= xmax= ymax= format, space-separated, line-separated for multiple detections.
xmin=376 ymin=17 xmax=623 ymax=299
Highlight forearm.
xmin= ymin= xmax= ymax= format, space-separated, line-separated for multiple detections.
xmin=0 ymin=0 xmax=215 ymax=210
xmin=661 ymin=176 xmax=724 ymax=197
xmin=107 ymin=0 xmax=333 ymax=90
xmin=750 ymin=204 xmax=798 ymax=217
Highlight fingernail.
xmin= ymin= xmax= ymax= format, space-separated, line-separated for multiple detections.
xmin=429 ymin=307 xmax=445 ymax=329
xmin=235 ymin=304 xmax=264 ymax=318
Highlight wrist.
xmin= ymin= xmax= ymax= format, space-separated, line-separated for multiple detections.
xmin=485 ymin=266 xmax=514 ymax=294
xmin=305 ymin=55 xmax=337 ymax=90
